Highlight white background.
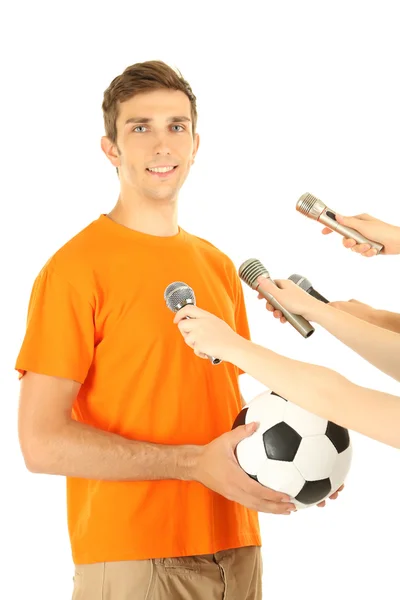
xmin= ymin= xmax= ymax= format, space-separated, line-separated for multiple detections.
xmin=1 ymin=1 xmax=399 ymax=599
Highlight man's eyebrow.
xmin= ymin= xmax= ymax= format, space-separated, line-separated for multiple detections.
xmin=124 ymin=116 xmax=191 ymax=125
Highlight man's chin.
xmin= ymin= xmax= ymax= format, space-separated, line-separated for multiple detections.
xmin=145 ymin=186 xmax=180 ymax=203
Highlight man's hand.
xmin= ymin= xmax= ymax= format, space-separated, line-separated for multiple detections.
xmin=257 ymin=278 xmax=323 ymax=324
xmin=321 ymin=213 xmax=400 ymax=256
xmin=317 ymin=484 xmax=345 ymax=507
xmin=193 ymin=422 xmax=297 ymax=515
xmin=173 ymin=305 xmax=240 ymax=361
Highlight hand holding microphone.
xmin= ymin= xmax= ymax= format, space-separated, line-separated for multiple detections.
xmin=265 ymin=274 xmax=329 ymax=324
xmin=269 ymin=274 xmax=378 ymax=328
xmin=164 ymin=281 xmax=222 ymax=365
xmin=296 ymin=193 xmax=387 ymax=256
xmin=320 ymin=213 xmax=400 ymax=257
xmin=238 ymin=259 xmax=315 ymax=338
xmin=252 ymin=276 xmax=325 ymax=325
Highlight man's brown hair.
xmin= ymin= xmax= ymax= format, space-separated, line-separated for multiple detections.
xmin=102 ymin=60 xmax=198 ymax=143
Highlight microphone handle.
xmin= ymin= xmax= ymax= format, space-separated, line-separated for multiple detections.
xmin=257 ymin=280 xmax=315 ymax=338
xmin=308 ymin=287 xmax=329 ymax=304
xmin=184 ymin=316 xmax=222 ymax=365
xmin=318 ymin=211 xmax=384 ymax=253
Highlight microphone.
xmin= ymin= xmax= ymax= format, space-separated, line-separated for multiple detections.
xmin=238 ymin=259 xmax=315 ymax=338
xmin=164 ymin=281 xmax=222 ymax=365
xmin=296 ymin=192 xmax=384 ymax=254
xmin=288 ymin=274 xmax=329 ymax=304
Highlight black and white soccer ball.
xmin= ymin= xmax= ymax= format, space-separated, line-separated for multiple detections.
xmin=232 ymin=390 xmax=352 ymax=509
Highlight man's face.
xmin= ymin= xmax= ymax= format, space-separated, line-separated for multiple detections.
xmin=111 ymin=89 xmax=199 ymax=202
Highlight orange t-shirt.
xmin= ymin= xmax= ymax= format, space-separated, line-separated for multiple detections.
xmin=15 ymin=215 xmax=261 ymax=564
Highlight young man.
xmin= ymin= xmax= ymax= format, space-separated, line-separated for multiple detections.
xmin=173 ymin=219 xmax=400 ymax=448
xmin=16 ymin=60 xmax=298 ymax=600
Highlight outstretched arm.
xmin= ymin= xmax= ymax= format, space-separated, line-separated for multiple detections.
xmin=328 ymin=300 xmax=400 ymax=334
xmin=174 ymin=306 xmax=400 ymax=449
xmin=259 ymin=279 xmax=400 ymax=382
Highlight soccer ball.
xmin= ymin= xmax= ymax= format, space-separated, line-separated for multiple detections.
xmin=232 ymin=390 xmax=352 ymax=509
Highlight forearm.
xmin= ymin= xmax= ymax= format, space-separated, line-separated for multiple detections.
xmin=30 ymin=419 xmax=201 ymax=481
xmin=372 ymin=309 xmax=400 ymax=334
xmin=313 ymin=304 xmax=400 ymax=381
xmin=226 ymin=338 xmax=400 ymax=448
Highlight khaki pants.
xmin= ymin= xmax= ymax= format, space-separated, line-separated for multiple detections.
xmin=72 ymin=546 xmax=262 ymax=599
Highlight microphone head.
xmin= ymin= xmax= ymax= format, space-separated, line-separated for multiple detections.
xmin=288 ymin=273 xmax=312 ymax=293
xmin=164 ymin=281 xmax=196 ymax=312
xmin=238 ymin=259 xmax=270 ymax=289
xmin=296 ymin=193 xmax=326 ymax=220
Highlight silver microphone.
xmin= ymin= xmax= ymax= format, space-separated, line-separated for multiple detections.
xmin=296 ymin=192 xmax=384 ymax=254
xmin=164 ymin=281 xmax=222 ymax=365
xmin=288 ymin=274 xmax=329 ymax=304
xmin=238 ymin=259 xmax=315 ymax=338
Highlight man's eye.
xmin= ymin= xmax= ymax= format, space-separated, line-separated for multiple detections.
xmin=133 ymin=126 xmax=147 ymax=133
xmin=172 ymin=125 xmax=184 ymax=132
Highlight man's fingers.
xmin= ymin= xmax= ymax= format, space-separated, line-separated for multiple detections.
xmin=241 ymin=494 xmax=296 ymax=514
xmin=235 ymin=468 xmax=290 ymax=504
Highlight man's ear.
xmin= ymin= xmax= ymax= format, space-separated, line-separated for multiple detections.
xmin=101 ymin=136 xmax=121 ymax=169
xmin=191 ymin=132 xmax=200 ymax=164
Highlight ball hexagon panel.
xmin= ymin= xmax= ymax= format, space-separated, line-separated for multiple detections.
xmin=246 ymin=392 xmax=287 ymax=433
xmin=257 ymin=456 xmax=305 ymax=497
xmin=329 ymin=445 xmax=353 ymax=493
xmin=293 ymin=435 xmax=338 ymax=481
xmin=236 ymin=428 xmax=269 ymax=477
xmin=284 ymin=401 xmax=328 ymax=437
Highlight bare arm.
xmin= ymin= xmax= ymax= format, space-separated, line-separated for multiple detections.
xmin=259 ymin=279 xmax=400 ymax=382
xmin=18 ymin=372 xmax=199 ymax=481
xmin=18 ymin=371 xmax=294 ymax=514
xmin=312 ymin=303 xmax=400 ymax=381
xmin=226 ymin=338 xmax=400 ymax=449
xmin=173 ymin=305 xmax=400 ymax=449
xmin=328 ymin=300 xmax=400 ymax=334
xmin=372 ymin=309 xmax=400 ymax=334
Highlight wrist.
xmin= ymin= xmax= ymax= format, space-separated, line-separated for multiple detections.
xmin=308 ymin=301 xmax=333 ymax=325
xmin=224 ymin=335 xmax=252 ymax=367
xmin=175 ymin=444 xmax=203 ymax=482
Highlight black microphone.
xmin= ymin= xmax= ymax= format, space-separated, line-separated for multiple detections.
xmin=164 ymin=281 xmax=222 ymax=365
xmin=288 ymin=274 xmax=330 ymax=304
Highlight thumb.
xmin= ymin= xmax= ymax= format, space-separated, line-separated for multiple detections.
xmin=230 ymin=421 xmax=258 ymax=444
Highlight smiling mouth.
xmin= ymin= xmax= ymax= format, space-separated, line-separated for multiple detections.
xmin=146 ymin=165 xmax=178 ymax=174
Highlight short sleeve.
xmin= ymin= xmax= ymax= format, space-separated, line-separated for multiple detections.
xmin=15 ymin=265 xmax=95 ymax=384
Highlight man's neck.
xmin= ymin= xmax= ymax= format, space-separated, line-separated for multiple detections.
xmin=108 ymin=193 xmax=179 ymax=237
